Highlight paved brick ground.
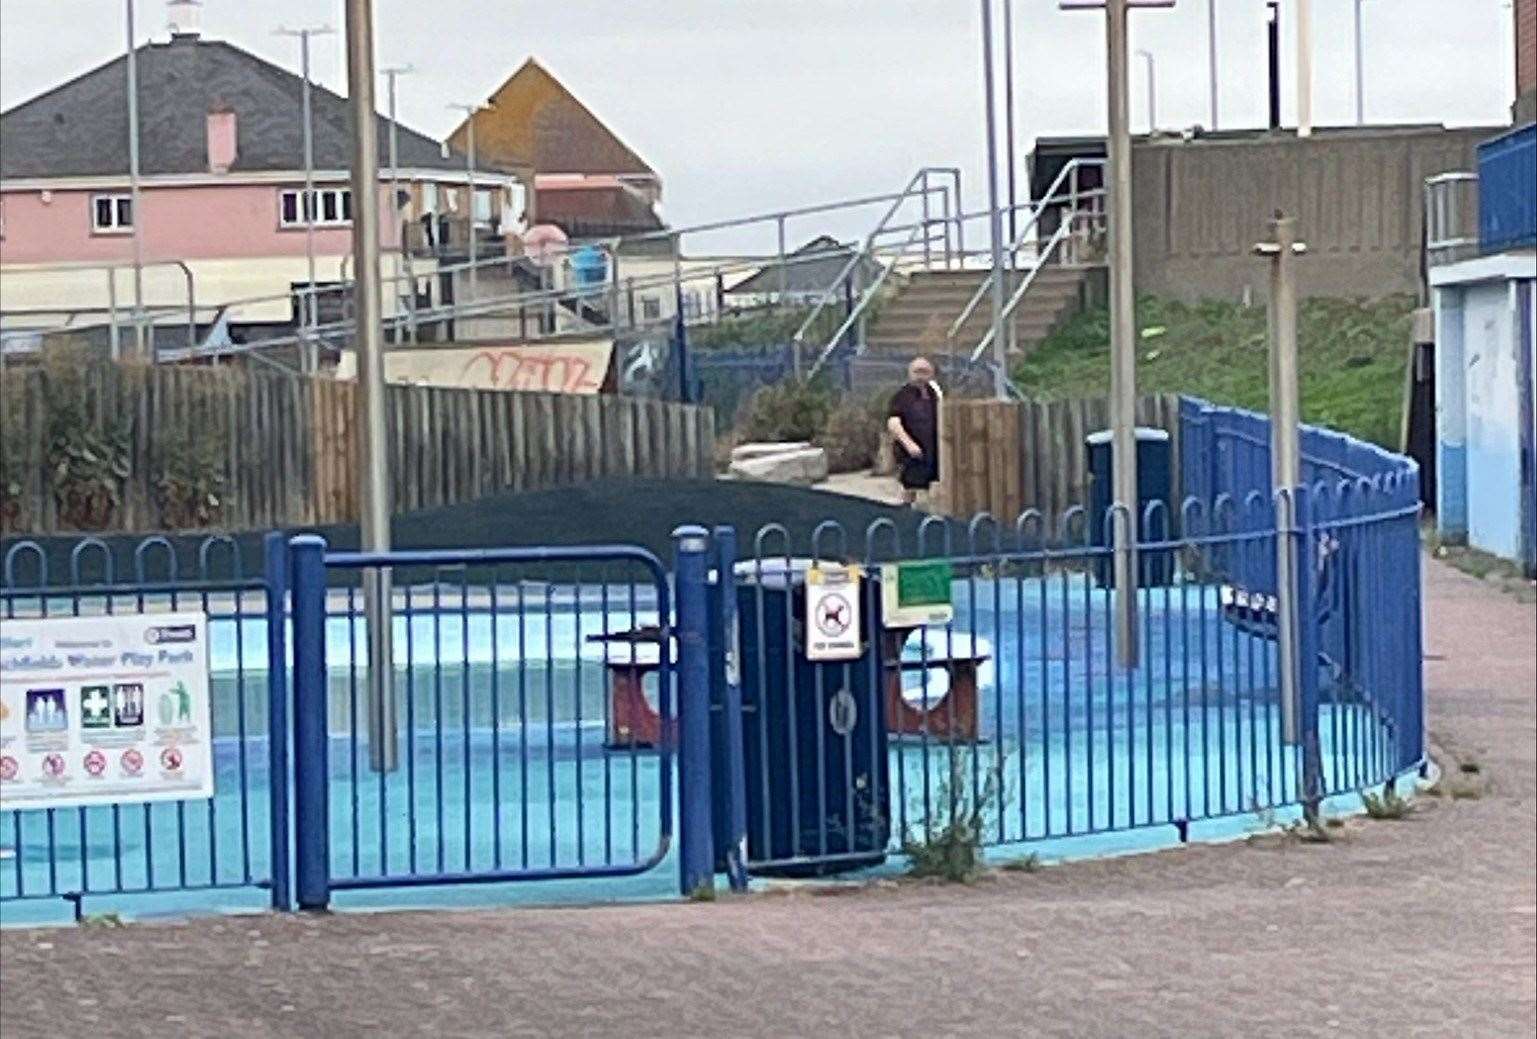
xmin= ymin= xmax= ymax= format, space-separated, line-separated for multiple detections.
xmin=2 ymin=558 xmax=1532 ymax=1038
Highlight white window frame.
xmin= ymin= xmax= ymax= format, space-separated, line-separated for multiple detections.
xmin=279 ymin=187 xmax=353 ymax=229
xmin=90 ymin=193 xmax=133 ymax=234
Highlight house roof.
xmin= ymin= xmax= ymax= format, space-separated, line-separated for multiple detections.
xmin=726 ymin=235 xmax=882 ymax=296
xmin=0 ymin=34 xmax=481 ymax=180
xmin=448 ymin=59 xmax=655 ymax=180
xmin=535 ymin=180 xmax=664 ymax=239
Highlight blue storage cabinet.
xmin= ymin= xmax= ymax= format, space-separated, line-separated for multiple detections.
xmin=728 ymin=560 xmax=890 ymax=876
xmin=1088 ymin=427 xmax=1174 ymax=587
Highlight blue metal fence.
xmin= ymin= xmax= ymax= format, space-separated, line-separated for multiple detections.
xmin=1 ymin=399 xmax=1425 ymax=916
xmin=0 ymin=534 xmax=288 ymax=917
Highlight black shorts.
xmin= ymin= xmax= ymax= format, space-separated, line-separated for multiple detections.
xmin=899 ymin=455 xmax=937 ymax=490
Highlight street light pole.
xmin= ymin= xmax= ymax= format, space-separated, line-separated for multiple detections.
xmin=382 ymin=65 xmax=415 ymax=343
xmin=125 ymin=0 xmax=146 ymax=359
xmin=1353 ymin=0 xmax=1366 ymax=125
xmin=277 ymin=25 xmax=335 ymax=374
xmin=449 ymin=103 xmax=487 ymax=322
xmin=1003 ymin=0 xmax=1018 ymax=250
xmin=1136 ymin=49 xmax=1156 ymax=133
xmin=980 ymin=0 xmax=1009 ymax=400
xmin=343 ymin=0 xmax=396 ymax=772
xmin=1206 ymin=0 xmax=1219 ymax=129
xmin=1297 ymin=0 xmax=1314 ymax=137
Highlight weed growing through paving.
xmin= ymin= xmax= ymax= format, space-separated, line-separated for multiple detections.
xmin=1362 ymin=786 xmax=1415 ymax=820
xmin=687 ymin=882 xmax=718 ymax=903
xmin=1000 ymin=853 xmax=1042 ymax=874
xmin=902 ymin=751 xmax=1011 ymax=884
xmin=79 ymin=912 xmax=124 ymax=928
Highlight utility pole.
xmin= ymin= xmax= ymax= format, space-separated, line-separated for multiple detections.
xmin=1255 ymin=213 xmax=1314 ymax=818
xmin=1136 ymin=49 xmax=1157 ymax=133
xmin=277 ymin=25 xmax=335 ymax=374
xmin=1060 ymin=0 xmax=1173 ymax=667
xmin=1353 ymin=0 xmax=1367 ymax=125
xmin=125 ymin=0 xmax=146 ymax=359
xmin=1206 ymin=0 xmax=1219 ymax=129
xmin=980 ymin=0 xmax=1009 ymax=400
xmin=382 ymin=65 xmax=415 ymax=343
xmin=449 ymin=103 xmax=487 ymax=321
xmin=1297 ymin=0 xmax=1314 ymax=137
xmin=344 ymin=0 xmax=396 ymax=772
xmin=1267 ymin=2 xmax=1282 ymax=130
xmin=1003 ymin=0 xmax=1018 ymax=249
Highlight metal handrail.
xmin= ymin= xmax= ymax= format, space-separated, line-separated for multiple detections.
xmin=964 ymin=214 xmax=1087 ymax=365
xmin=805 ymin=218 xmax=932 ymax=379
xmin=787 ymin=169 xmax=947 ymax=365
xmin=948 ymin=159 xmax=1105 ymax=340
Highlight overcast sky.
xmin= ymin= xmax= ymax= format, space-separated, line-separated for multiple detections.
xmin=0 ymin=1 xmax=1517 ymax=251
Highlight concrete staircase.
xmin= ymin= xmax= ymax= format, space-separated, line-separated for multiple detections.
xmin=863 ymin=265 xmax=1095 ymax=362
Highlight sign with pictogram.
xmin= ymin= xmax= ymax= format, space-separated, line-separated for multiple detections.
xmin=0 ymin=611 xmax=212 ymax=811
xmin=804 ymin=565 xmax=863 ymax=662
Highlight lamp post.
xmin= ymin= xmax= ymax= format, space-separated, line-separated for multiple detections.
xmin=980 ymin=0 xmax=1009 ymax=399
xmin=1206 ymin=0 xmax=1219 ymax=129
xmin=381 ymin=65 xmax=415 ymax=342
xmin=125 ymin=0 xmax=146 ymax=359
xmin=1353 ymin=0 xmax=1367 ymax=125
xmin=276 ymin=24 xmax=335 ymax=374
xmin=1136 ymin=48 xmax=1157 ymax=132
xmin=1297 ymin=0 xmax=1314 ymax=137
xmin=1060 ymin=0 xmax=1174 ymax=669
xmin=1003 ymin=0 xmax=1018 ymax=249
xmin=449 ymin=102 xmax=488 ymax=318
xmin=343 ymin=0 xmax=396 ymax=772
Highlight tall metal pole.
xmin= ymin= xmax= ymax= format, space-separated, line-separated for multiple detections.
xmin=1137 ymin=49 xmax=1156 ymax=132
xmin=125 ymin=0 xmax=146 ymax=359
xmin=1003 ymin=0 xmax=1018 ymax=249
xmin=1297 ymin=0 xmax=1313 ymax=137
xmin=1353 ymin=0 xmax=1365 ymax=125
xmin=1256 ymin=214 xmax=1305 ymax=744
xmin=980 ymin=0 xmax=1009 ymax=400
xmin=449 ymin=104 xmax=485 ymax=318
xmin=1267 ymin=2 xmax=1282 ymax=130
xmin=344 ymin=0 xmax=396 ymax=772
xmin=277 ymin=26 xmax=334 ymax=373
xmin=1206 ymin=0 xmax=1219 ymax=129
xmin=383 ymin=66 xmax=415 ymax=343
xmin=1106 ymin=0 xmax=1140 ymax=667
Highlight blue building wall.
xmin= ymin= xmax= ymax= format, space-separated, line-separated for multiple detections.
xmin=1432 ymin=259 xmax=1537 ymax=571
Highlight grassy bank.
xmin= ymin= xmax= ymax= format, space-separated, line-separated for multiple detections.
xmin=1012 ymin=295 xmax=1414 ymax=448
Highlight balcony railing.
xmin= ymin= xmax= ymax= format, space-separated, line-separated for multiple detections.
xmin=1477 ymin=122 xmax=1536 ymax=255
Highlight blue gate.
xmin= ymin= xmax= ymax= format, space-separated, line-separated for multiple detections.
xmin=285 ymin=537 xmax=676 ymax=909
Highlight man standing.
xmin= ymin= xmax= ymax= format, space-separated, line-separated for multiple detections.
xmin=887 ymin=357 xmax=941 ymax=506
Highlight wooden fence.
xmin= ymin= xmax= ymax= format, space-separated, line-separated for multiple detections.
xmin=0 ymin=363 xmax=714 ymax=536
xmin=933 ymin=393 xmax=1182 ymax=524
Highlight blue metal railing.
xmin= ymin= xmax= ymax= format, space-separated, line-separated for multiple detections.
xmin=0 ymin=533 xmax=288 ymax=916
xmin=1478 ymin=123 xmax=1537 ymax=255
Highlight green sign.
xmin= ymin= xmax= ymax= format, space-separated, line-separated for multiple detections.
xmin=881 ymin=561 xmax=954 ymax=628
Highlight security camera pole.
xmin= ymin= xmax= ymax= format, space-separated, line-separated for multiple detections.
xmin=1061 ymin=0 xmax=1173 ymax=668
xmin=344 ymin=0 xmax=396 ymax=772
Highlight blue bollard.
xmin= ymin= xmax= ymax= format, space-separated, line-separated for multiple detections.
xmin=673 ymin=525 xmax=715 ymax=897
xmin=712 ymin=525 xmax=749 ymax=892
xmin=289 ymin=535 xmax=331 ymax=912
xmin=263 ymin=532 xmax=292 ymax=912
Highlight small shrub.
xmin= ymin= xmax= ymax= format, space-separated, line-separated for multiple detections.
xmin=1000 ymin=853 xmax=1042 ymax=874
xmin=735 ymin=378 xmax=834 ymax=444
xmin=156 ymin=432 xmax=228 ymax=530
xmin=38 ymin=348 xmax=133 ymax=530
xmin=815 ymin=396 xmax=885 ymax=473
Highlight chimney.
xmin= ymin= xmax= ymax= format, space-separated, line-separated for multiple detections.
xmin=167 ymin=0 xmax=202 ymax=39
xmin=206 ymin=104 xmax=237 ymax=174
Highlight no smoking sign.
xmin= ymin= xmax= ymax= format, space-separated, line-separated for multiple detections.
xmin=804 ymin=565 xmax=862 ymax=662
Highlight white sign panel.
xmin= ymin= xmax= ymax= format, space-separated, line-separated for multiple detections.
xmin=804 ymin=565 xmax=862 ymax=662
xmin=0 ymin=611 xmax=214 ymax=811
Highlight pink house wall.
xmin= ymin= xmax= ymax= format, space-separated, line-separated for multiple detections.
xmin=0 ymin=180 xmax=405 ymax=266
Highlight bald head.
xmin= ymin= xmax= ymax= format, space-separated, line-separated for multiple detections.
xmin=907 ymin=357 xmax=935 ymax=385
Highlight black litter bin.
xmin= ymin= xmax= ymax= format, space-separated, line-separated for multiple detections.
xmin=1088 ymin=427 xmax=1174 ymax=587
xmin=727 ymin=559 xmax=890 ymax=876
